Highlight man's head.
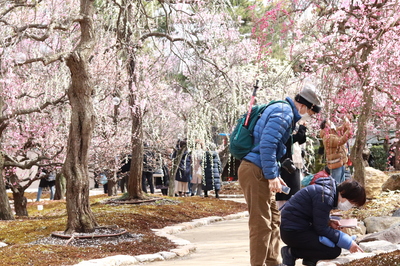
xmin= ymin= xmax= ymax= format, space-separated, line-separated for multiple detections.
xmin=294 ymin=84 xmax=322 ymax=118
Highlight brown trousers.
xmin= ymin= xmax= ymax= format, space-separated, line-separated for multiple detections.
xmin=238 ymin=160 xmax=281 ymax=266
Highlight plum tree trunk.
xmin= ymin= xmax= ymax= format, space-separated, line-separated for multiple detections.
xmin=0 ymin=96 xmax=14 ymax=220
xmin=54 ymin=172 xmax=66 ymax=200
xmin=393 ymin=119 xmax=400 ymax=170
xmin=12 ymin=190 xmax=28 ymax=217
xmin=116 ymin=1 xmax=144 ymax=200
xmin=126 ymin=67 xmax=144 ymax=200
xmin=8 ymin=173 xmax=28 ymax=216
xmin=0 ymin=154 xmax=14 ymax=220
xmin=63 ymin=0 xmax=98 ymax=234
xmin=127 ymin=131 xmax=144 ymax=199
xmin=351 ymin=88 xmax=374 ymax=187
xmin=349 ymin=45 xmax=375 ymax=187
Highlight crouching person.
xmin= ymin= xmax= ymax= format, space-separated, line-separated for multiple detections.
xmin=280 ymin=178 xmax=366 ymax=266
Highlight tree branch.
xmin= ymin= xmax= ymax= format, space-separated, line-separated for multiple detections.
xmin=139 ymin=32 xmax=226 ymax=76
xmin=18 ymin=51 xmax=70 ymax=66
xmin=3 ymin=147 xmax=64 ymax=169
xmin=0 ymin=0 xmax=42 ymax=18
xmin=0 ymin=93 xmax=68 ymax=122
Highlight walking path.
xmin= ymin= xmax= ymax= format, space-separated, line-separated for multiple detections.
xmin=146 ymin=210 xmax=252 ymax=266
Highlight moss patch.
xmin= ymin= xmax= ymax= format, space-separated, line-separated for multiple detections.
xmin=343 ymin=249 xmax=400 ymax=266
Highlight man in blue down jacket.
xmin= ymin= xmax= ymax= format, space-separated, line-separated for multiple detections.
xmin=239 ymin=84 xmax=322 ymax=266
xmin=280 ymin=177 xmax=366 ymax=266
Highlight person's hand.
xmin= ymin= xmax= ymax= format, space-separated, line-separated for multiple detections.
xmin=298 ymin=120 xmax=307 ymax=126
xmin=268 ymin=178 xmax=283 ymax=193
xmin=278 ymin=176 xmax=288 ymax=186
xmin=349 ymin=241 xmax=363 ymax=253
xmin=344 ymin=119 xmax=349 ymax=125
xmin=329 ymin=219 xmax=340 ymax=229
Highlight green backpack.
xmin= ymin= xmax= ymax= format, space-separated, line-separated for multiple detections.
xmin=229 ymin=100 xmax=288 ymax=160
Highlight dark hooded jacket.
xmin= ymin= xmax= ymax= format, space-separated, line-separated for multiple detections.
xmin=280 ymin=177 xmax=353 ymax=249
xmin=175 ymin=150 xmax=192 ymax=183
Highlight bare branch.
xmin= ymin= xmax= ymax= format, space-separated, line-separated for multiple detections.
xmin=139 ymin=32 xmax=226 ymax=74
xmin=0 ymin=93 xmax=68 ymax=122
xmin=16 ymin=92 xmax=45 ymax=100
xmin=16 ymin=51 xmax=70 ymax=66
xmin=0 ymin=0 xmax=42 ymax=18
xmin=15 ymin=22 xmax=69 ymax=33
xmin=3 ymin=147 xmax=64 ymax=169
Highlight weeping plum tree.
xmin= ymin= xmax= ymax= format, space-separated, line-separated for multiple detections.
xmin=101 ymin=0 xmax=261 ymax=199
xmin=0 ymin=88 xmax=67 ymax=219
xmin=0 ymin=0 xmax=98 ymax=231
xmin=0 ymin=5 xmax=68 ymax=220
xmin=299 ymin=1 xmax=400 ymax=184
xmin=254 ymin=1 xmax=400 ymax=185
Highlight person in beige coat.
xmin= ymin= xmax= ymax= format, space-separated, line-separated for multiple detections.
xmin=191 ymin=142 xmax=204 ymax=196
xmin=319 ymin=117 xmax=352 ymax=184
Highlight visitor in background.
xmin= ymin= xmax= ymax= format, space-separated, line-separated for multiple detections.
xmin=98 ymin=171 xmax=108 ymax=194
xmin=142 ymin=142 xmax=155 ymax=194
xmin=154 ymin=152 xmax=170 ymax=196
xmin=320 ymin=117 xmax=352 ymax=184
xmin=118 ymin=154 xmax=131 ymax=193
xmin=160 ymin=163 xmax=170 ymax=196
xmin=191 ymin=141 xmax=204 ymax=196
xmin=202 ymin=143 xmax=221 ymax=198
xmin=36 ymin=168 xmax=49 ymax=202
xmin=173 ymin=139 xmax=192 ymax=197
xmin=47 ymin=169 xmax=56 ymax=200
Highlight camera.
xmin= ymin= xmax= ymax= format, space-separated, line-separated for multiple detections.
xmin=281 ymin=158 xmax=297 ymax=174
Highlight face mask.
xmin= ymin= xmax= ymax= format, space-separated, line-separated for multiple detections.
xmin=299 ymin=106 xmax=312 ymax=121
xmin=337 ymin=199 xmax=354 ymax=211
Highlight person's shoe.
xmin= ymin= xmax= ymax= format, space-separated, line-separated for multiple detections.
xmin=302 ymin=259 xmax=317 ymax=266
xmin=281 ymin=246 xmax=296 ymax=266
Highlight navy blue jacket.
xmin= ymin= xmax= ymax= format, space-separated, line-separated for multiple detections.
xmin=243 ymin=97 xmax=301 ymax=179
xmin=281 ymin=177 xmax=353 ymax=249
xmin=175 ymin=150 xmax=192 ymax=183
xmin=202 ymin=151 xmax=221 ymax=190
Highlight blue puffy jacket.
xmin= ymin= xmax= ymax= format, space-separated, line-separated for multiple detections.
xmin=243 ymin=97 xmax=300 ymax=179
xmin=281 ymin=177 xmax=353 ymax=250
